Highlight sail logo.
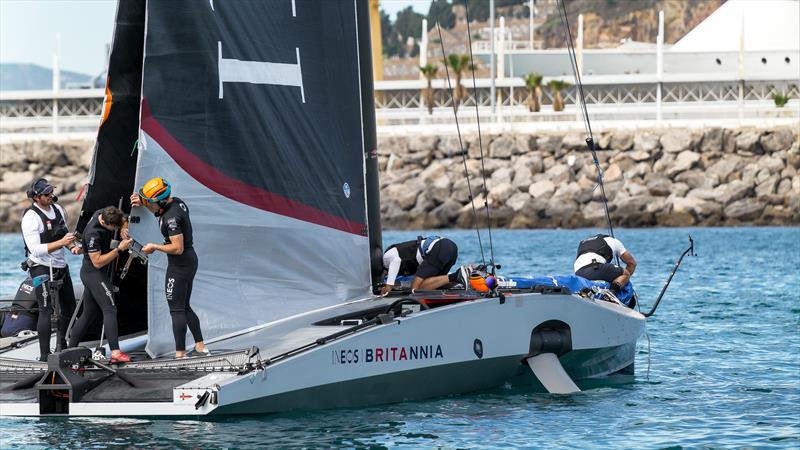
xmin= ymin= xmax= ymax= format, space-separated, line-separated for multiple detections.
xmin=331 ymin=345 xmax=444 ymax=365
xmin=343 ymin=182 xmax=351 ymax=198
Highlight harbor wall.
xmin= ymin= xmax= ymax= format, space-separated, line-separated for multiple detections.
xmin=0 ymin=126 xmax=798 ymax=232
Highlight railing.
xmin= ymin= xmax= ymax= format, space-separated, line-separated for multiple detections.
xmin=1 ymin=75 xmax=798 ymax=137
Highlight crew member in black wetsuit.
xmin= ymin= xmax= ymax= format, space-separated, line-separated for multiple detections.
xmin=380 ymin=236 xmax=464 ymax=295
xmin=574 ymin=234 xmax=637 ymax=291
xmin=131 ymin=178 xmax=208 ymax=359
xmin=68 ymin=206 xmax=132 ymax=363
xmin=20 ymin=178 xmax=81 ymax=361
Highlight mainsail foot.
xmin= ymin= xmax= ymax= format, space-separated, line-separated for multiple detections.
xmin=526 ymin=353 xmax=581 ymax=394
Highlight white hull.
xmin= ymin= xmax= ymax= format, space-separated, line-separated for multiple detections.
xmin=0 ymin=292 xmax=644 ymax=416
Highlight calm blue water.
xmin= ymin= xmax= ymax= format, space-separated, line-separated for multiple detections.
xmin=1 ymin=228 xmax=798 ymax=449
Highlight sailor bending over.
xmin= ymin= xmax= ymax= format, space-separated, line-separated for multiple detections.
xmin=574 ymin=234 xmax=637 ymax=291
xmin=131 ymin=178 xmax=208 ymax=359
xmin=381 ymin=236 xmax=464 ymax=295
xmin=68 ymin=206 xmax=131 ymax=363
xmin=21 ymin=178 xmax=80 ymax=361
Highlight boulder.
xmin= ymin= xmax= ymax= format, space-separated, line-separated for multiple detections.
xmin=715 ymin=179 xmax=753 ymax=205
xmin=776 ymin=178 xmax=793 ymax=195
xmin=633 ymin=131 xmax=660 ymax=155
xmin=545 ymin=196 xmax=579 ymax=221
xmin=428 ymin=174 xmax=453 ymax=205
xmin=661 ymin=129 xmax=696 ymax=153
xmin=528 ymin=180 xmax=556 ymax=199
xmin=403 ymin=149 xmax=433 ymax=167
xmin=735 ymin=130 xmax=763 ymax=155
xmin=699 ymin=127 xmax=724 ymax=153
xmin=0 ymin=171 xmax=33 ymax=194
xmin=724 ymin=198 xmax=764 ymax=221
xmin=383 ymin=183 xmax=421 ymax=210
xmin=429 ymin=199 xmax=463 ymax=226
xmin=646 ymin=176 xmax=672 ymax=196
xmin=603 ymin=163 xmax=623 ymax=182
xmin=487 ymin=182 xmax=516 ymax=206
xmin=489 ymin=167 xmax=515 ymax=189
xmin=667 ymin=150 xmax=701 ymax=177
xmin=512 ymin=165 xmax=533 ymax=190
xmin=408 ymin=135 xmax=439 ymax=153
xmin=438 ymin=135 xmax=467 ymax=157
xmin=624 ymin=180 xmax=649 ymax=197
xmin=628 ymin=150 xmax=653 ymax=162
xmin=671 ymin=196 xmax=723 ymax=218
xmin=489 ymin=135 xmax=515 ymax=159
xmin=760 ymin=127 xmax=796 ymax=153
xmin=561 ymin=133 xmax=586 ymax=151
xmin=675 ymin=169 xmax=719 ymax=189
xmin=652 ymin=153 xmax=675 ymax=174
xmin=757 ymin=155 xmax=785 ymax=173
xmin=706 ymin=155 xmax=743 ymax=183
xmin=505 ymin=192 xmax=532 ymax=211
xmin=755 ymin=174 xmax=779 ymax=197
xmin=545 ymin=164 xmax=572 ymax=184
xmin=608 ymin=131 xmax=633 ymax=151
xmin=687 ymin=187 xmax=718 ymax=201
xmin=536 ymin=135 xmax=561 ymax=154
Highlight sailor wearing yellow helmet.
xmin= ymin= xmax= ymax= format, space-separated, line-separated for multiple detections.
xmin=130 ymin=178 xmax=208 ymax=358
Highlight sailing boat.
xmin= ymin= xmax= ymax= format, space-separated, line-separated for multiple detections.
xmin=0 ymin=0 xmax=668 ymax=416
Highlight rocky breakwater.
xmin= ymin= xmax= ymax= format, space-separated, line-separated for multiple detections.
xmin=0 ymin=140 xmax=92 ymax=231
xmin=378 ymin=126 xmax=800 ymax=229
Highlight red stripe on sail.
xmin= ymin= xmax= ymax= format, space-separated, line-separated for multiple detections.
xmin=140 ymin=99 xmax=367 ymax=236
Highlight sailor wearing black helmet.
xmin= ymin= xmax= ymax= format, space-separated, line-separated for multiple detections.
xmin=574 ymin=234 xmax=637 ymax=290
xmin=380 ymin=236 xmax=464 ymax=295
xmin=20 ymin=178 xmax=80 ymax=361
xmin=130 ymin=178 xmax=208 ymax=358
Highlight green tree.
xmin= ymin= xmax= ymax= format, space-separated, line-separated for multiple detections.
xmin=419 ymin=64 xmax=439 ymax=115
xmin=524 ymin=72 xmax=543 ymax=112
xmin=548 ymin=79 xmax=570 ymax=112
xmin=445 ymin=53 xmax=472 ymax=111
xmin=427 ymin=0 xmax=455 ymax=29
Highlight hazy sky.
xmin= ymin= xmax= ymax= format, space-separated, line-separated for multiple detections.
xmin=0 ymin=0 xmax=432 ymax=75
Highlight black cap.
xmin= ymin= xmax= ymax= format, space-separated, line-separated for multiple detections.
xmin=29 ymin=178 xmax=54 ymax=197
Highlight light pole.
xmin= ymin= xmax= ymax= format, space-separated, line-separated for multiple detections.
xmin=490 ymin=0 xmax=496 ymax=115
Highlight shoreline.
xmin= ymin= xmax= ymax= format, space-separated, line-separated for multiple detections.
xmin=0 ymin=125 xmax=798 ymax=232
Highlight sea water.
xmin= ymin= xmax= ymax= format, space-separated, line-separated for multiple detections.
xmin=0 ymin=228 xmax=798 ymax=449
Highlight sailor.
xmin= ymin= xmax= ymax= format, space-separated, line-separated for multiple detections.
xmin=68 ymin=206 xmax=132 ymax=363
xmin=20 ymin=178 xmax=80 ymax=361
xmin=130 ymin=178 xmax=208 ymax=358
xmin=380 ymin=236 xmax=464 ymax=295
xmin=574 ymin=234 xmax=637 ymax=290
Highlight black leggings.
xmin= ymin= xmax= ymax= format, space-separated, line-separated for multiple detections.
xmin=30 ymin=265 xmax=76 ymax=359
xmin=167 ymin=249 xmax=203 ymax=351
xmin=69 ymin=266 xmax=120 ymax=351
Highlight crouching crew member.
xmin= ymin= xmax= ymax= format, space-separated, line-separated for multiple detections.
xmin=574 ymin=234 xmax=637 ymax=290
xmin=68 ymin=206 xmax=131 ymax=363
xmin=131 ymin=178 xmax=208 ymax=359
xmin=21 ymin=178 xmax=80 ymax=361
xmin=381 ymin=236 xmax=462 ymax=295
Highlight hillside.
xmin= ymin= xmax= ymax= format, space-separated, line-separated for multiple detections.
xmin=0 ymin=63 xmax=93 ymax=91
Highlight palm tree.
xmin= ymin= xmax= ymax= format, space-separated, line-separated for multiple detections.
xmin=548 ymin=79 xmax=570 ymax=112
xmin=419 ymin=64 xmax=439 ymax=115
xmin=524 ymin=73 xmax=544 ymax=112
xmin=445 ymin=53 xmax=471 ymax=111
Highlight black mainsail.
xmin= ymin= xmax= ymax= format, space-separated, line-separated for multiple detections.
xmin=129 ymin=0 xmax=381 ymax=356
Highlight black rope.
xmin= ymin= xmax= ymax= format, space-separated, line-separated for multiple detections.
xmin=436 ymin=22 xmax=486 ymax=267
xmin=463 ymin=0 xmax=496 ymax=273
xmin=557 ymin=0 xmax=616 ymax=243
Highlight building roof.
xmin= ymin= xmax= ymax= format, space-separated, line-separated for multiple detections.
xmin=670 ymin=0 xmax=800 ymax=52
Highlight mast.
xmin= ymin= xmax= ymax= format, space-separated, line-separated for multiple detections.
xmin=357 ymin=0 xmax=384 ymax=291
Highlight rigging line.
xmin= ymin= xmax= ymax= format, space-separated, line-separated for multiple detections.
xmin=557 ymin=0 xmax=616 ymax=243
xmin=463 ymin=0 xmax=496 ymax=273
xmin=436 ymin=22 xmax=486 ymax=268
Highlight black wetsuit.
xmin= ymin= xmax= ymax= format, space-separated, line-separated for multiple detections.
xmin=68 ymin=210 xmax=121 ymax=351
xmin=159 ymin=198 xmax=203 ymax=352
